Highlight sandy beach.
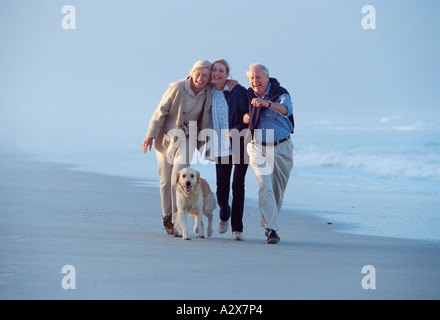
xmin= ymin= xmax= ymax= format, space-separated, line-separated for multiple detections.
xmin=0 ymin=155 xmax=439 ymax=300
xmin=2 ymin=0 xmax=440 ymax=305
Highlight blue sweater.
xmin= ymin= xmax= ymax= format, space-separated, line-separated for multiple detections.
xmin=223 ymin=84 xmax=250 ymax=132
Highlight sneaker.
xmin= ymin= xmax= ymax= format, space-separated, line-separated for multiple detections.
xmin=266 ymin=229 xmax=280 ymax=244
xmin=217 ymin=220 xmax=229 ymax=234
xmin=232 ymin=232 xmax=244 ymax=241
xmin=163 ymin=215 xmax=174 ymax=235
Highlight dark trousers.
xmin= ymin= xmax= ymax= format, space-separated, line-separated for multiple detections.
xmin=215 ymin=156 xmax=249 ymax=232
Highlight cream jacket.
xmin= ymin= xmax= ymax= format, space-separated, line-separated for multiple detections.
xmin=146 ymin=77 xmax=212 ymax=155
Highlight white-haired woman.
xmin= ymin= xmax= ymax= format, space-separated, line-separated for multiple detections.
xmin=141 ymin=60 xmax=213 ymax=235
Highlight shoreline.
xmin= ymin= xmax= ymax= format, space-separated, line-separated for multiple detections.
xmin=24 ymin=149 xmax=440 ymax=243
xmin=1 ymin=156 xmax=439 ymax=299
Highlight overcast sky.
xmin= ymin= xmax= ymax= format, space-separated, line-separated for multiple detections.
xmin=1 ymin=0 xmax=439 ymax=155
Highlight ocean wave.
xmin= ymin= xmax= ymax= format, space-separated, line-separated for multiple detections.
xmin=293 ymin=145 xmax=440 ymax=180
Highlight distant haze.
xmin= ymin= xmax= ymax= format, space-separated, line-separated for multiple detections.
xmin=1 ymin=0 xmax=439 ymax=156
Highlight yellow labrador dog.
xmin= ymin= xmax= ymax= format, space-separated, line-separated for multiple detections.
xmin=175 ymin=168 xmax=216 ymax=240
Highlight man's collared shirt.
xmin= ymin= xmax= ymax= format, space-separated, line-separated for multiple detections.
xmin=252 ymin=82 xmax=293 ymax=143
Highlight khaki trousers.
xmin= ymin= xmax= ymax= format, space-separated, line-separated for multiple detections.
xmin=156 ymin=138 xmax=197 ymax=219
xmin=247 ymin=139 xmax=294 ymax=232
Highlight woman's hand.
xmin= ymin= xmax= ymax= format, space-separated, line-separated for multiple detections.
xmin=141 ymin=137 xmax=154 ymax=153
xmin=243 ymin=113 xmax=250 ymax=125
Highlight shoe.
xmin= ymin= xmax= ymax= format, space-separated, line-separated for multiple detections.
xmin=266 ymin=229 xmax=280 ymax=244
xmin=163 ymin=215 xmax=175 ymax=235
xmin=232 ymin=232 xmax=244 ymax=241
xmin=217 ymin=220 xmax=229 ymax=234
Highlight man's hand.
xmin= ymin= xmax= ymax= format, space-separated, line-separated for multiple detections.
xmin=251 ymin=98 xmax=288 ymax=115
xmin=140 ymin=137 xmax=154 ymax=153
xmin=251 ymin=98 xmax=269 ymax=108
xmin=243 ymin=113 xmax=250 ymax=125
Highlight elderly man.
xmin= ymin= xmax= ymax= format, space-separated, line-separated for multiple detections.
xmin=244 ymin=64 xmax=294 ymax=244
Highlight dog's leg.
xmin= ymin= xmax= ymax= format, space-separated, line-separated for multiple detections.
xmin=194 ymin=214 xmax=205 ymax=238
xmin=206 ymin=211 xmax=213 ymax=238
xmin=178 ymin=210 xmax=190 ymax=240
xmin=203 ymin=192 xmax=216 ymax=238
xmin=173 ymin=214 xmax=182 ymax=237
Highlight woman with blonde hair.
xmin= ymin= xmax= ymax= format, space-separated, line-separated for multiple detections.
xmin=209 ymin=59 xmax=249 ymax=240
xmin=140 ymin=60 xmax=213 ymax=235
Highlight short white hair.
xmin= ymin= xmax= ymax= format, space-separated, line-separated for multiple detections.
xmin=190 ymin=60 xmax=212 ymax=76
xmin=247 ymin=63 xmax=269 ymax=78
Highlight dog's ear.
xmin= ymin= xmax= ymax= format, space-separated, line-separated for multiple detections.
xmin=176 ymin=171 xmax=180 ymax=184
xmin=196 ymin=170 xmax=200 ymax=181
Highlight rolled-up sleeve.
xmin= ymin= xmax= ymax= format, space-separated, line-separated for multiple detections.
xmin=278 ymin=93 xmax=293 ymax=116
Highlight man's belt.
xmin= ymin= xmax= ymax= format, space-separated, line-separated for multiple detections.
xmin=253 ymin=135 xmax=290 ymax=147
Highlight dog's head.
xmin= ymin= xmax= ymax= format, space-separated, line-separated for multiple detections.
xmin=176 ymin=168 xmax=200 ymax=194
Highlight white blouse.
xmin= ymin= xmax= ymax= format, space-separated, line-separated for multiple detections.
xmin=211 ymin=85 xmax=232 ymax=158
